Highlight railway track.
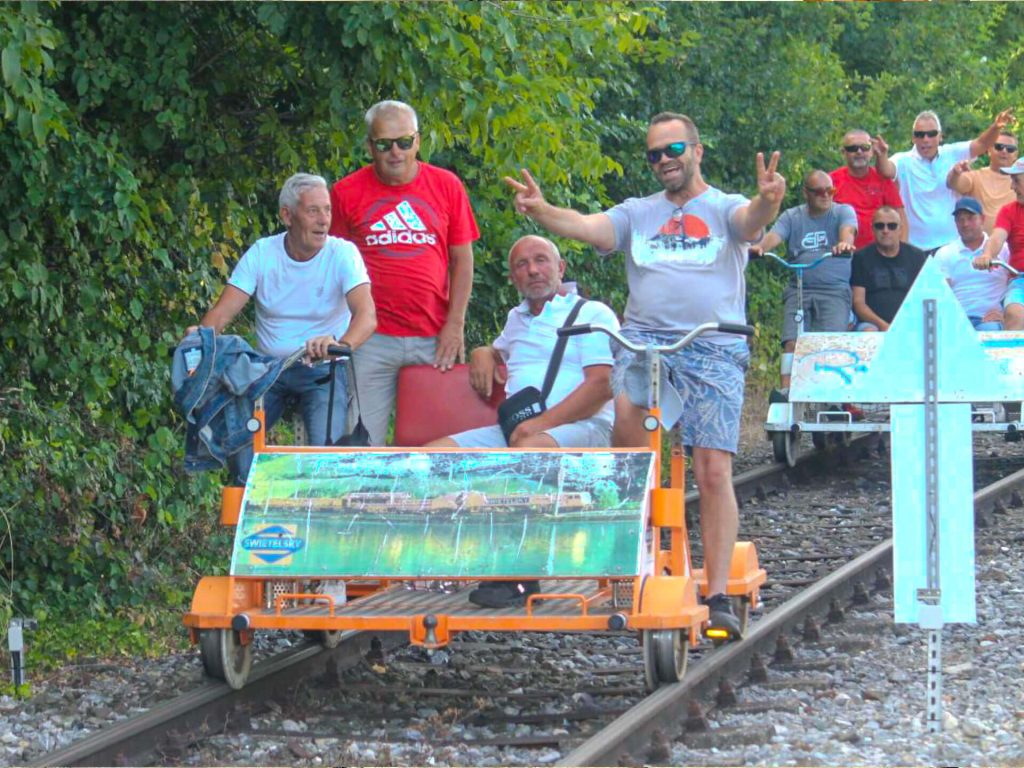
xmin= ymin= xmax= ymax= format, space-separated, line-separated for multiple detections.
xmin=28 ymin=437 xmax=1024 ymax=767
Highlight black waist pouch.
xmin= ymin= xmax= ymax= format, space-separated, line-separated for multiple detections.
xmin=493 ymin=296 xmax=588 ymax=446
xmin=496 ymin=386 xmax=546 ymax=444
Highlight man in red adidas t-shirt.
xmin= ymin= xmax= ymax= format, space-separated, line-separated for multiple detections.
xmin=830 ymin=128 xmax=907 ymax=249
xmin=330 ymin=100 xmax=480 ymax=445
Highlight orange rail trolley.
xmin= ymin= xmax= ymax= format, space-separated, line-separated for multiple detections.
xmin=184 ymin=327 xmax=766 ymax=690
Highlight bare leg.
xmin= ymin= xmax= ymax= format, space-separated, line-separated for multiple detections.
xmin=612 ymin=393 xmax=648 ymax=447
xmin=690 ymin=446 xmax=738 ymax=596
xmin=1004 ymin=303 xmax=1024 ymax=331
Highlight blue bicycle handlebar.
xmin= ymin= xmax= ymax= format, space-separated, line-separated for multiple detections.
xmin=754 ymin=250 xmax=850 ymax=271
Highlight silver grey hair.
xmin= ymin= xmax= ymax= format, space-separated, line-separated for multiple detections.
xmin=914 ymin=110 xmax=942 ymax=133
xmin=279 ymin=173 xmax=327 ymax=212
xmin=365 ymin=100 xmax=419 ymax=135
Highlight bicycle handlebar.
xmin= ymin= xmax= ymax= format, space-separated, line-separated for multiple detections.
xmin=280 ymin=343 xmax=352 ymax=369
xmin=992 ymin=259 xmax=1021 ymax=278
xmin=752 ymin=250 xmax=850 ymax=271
xmin=557 ymin=322 xmax=755 ymax=353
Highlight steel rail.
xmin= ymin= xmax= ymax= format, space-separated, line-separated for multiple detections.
xmin=559 ymin=463 xmax=1024 ymax=767
xmin=27 ymin=631 xmax=406 ymax=768
xmin=29 ymin=435 xmax=877 ymax=767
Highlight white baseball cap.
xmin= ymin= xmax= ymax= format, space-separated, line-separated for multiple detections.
xmin=999 ymin=158 xmax=1024 ymax=176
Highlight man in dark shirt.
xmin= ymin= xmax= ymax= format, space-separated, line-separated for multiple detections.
xmin=851 ymin=205 xmax=928 ymax=331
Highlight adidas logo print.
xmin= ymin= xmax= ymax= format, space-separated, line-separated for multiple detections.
xmin=366 ymin=200 xmax=438 ymax=246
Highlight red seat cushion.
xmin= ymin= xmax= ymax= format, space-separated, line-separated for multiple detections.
xmin=393 ymin=364 xmax=506 ymax=447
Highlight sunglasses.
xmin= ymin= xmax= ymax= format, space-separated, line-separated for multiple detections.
xmin=646 ymin=141 xmax=688 ymax=164
xmin=913 ymin=130 xmax=940 ymax=139
xmin=994 ymin=142 xmax=1019 ymax=153
xmin=372 ymin=134 xmax=416 ymax=152
xmin=873 ymin=221 xmax=900 ymax=231
xmin=804 ymin=186 xmax=835 ymax=196
xmin=843 ymin=144 xmax=872 ymax=153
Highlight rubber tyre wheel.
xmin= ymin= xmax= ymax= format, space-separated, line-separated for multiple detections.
xmin=303 ymin=630 xmax=344 ymax=649
xmin=199 ymin=629 xmax=252 ymax=690
xmin=771 ymin=431 xmax=800 ymax=467
xmin=642 ymin=629 xmax=688 ymax=691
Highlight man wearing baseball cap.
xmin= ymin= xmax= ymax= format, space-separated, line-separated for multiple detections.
xmin=974 ymin=158 xmax=1024 ymax=331
xmin=934 ymin=196 xmax=1010 ymax=330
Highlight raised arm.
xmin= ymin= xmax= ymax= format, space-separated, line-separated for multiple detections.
xmin=872 ymin=135 xmax=896 ymax=179
xmin=970 ymin=108 xmax=1014 ymax=159
xmin=504 ymin=169 xmax=616 ymax=252
xmin=946 ymin=159 xmax=974 ymax=195
xmin=732 ymin=151 xmax=786 ymax=242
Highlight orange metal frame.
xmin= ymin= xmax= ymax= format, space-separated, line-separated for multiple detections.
xmin=185 ymin=402 xmax=765 ymax=648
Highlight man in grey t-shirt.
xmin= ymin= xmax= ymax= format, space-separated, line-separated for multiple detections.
xmin=504 ymin=112 xmax=785 ymax=639
xmin=750 ymin=169 xmax=856 ymax=392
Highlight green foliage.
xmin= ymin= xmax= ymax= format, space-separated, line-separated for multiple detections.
xmin=3 ymin=1 xmax=1024 ymax=659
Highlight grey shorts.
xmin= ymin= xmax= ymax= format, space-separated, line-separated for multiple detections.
xmin=450 ymin=417 xmax=612 ymax=449
xmin=611 ymin=332 xmax=749 ymax=454
xmin=781 ymin=287 xmax=852 ymax=344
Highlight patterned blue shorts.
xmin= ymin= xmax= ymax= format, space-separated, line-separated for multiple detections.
xmin=611 ymin=331 xmax=750 ymax=453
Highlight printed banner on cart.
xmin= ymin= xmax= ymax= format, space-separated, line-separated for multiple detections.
xmin=230 ymin=450 xmax=656 ymax=578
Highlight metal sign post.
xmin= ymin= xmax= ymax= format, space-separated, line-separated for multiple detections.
xmin=788 ymin=258 xmax=1024 ymax=732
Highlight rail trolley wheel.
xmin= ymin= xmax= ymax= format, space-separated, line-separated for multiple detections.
xmin=304 ymin=630 xmax=344 ymax=649
xmin=199 ymin=629 xmax=253 ymax=690
xmin=732 ymin=596 xmax=751 ymax=636
xmin=771 ymin=430 xmax=800 ymax=467
xmin=811 ymin=431 xmax=827 ymax=451
xmin=642 ymin=629 xmax=688 ymax=691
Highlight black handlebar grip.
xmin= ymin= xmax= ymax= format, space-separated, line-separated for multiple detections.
xmin=557 ymin=324 xmax=593 ymax=337
xmin=326 ymin=343 xmax=353 ymax=358
xmin=718 ymin=323 xmax=756 ymax=337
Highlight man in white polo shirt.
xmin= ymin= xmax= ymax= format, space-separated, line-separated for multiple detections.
xmin=428 ymin=234 xmax=618 ymax=608
xmin=888 ymin=108 xmax=1013 ymax=252
xmin=933 ymin=196 xmax=1010 ymax=330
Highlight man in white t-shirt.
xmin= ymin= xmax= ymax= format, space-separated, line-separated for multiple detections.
xmin=187 ymin=173 xmax=377 ymax=479
xmin=933 ymin=196 xmax=1010 ymax=330
xmin=888 ymin=108 xmax=1013 ymax=252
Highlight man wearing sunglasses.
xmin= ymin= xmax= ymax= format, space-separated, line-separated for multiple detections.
xmin=850 ymin=206 xmax=927 ymax=332
xmin=504 ymin=112 xmax=785 ymax=639
xmin=946 ymin=131 xmax=1019 ymax=234
xmin=830 ymin=129 xmax=907 ymax=249
xmin=749 ymin=170 xmax=856 ymax=393
xmin=888 ymin=108 xmax=1014 ymax=252
xmin=330 ymin=100 xmax=480 ymax=446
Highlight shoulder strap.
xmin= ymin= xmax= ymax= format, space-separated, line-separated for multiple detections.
xmin=540 ymin=298 xmax=588 ymax=401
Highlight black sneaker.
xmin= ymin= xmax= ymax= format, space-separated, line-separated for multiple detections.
xmin=705 ymin=593 xmax=742 ymax=642
xmin=768 ymin=388 xmax=789 ymax=405
xmin=468 ymin=580 xmax=540 ymax=608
